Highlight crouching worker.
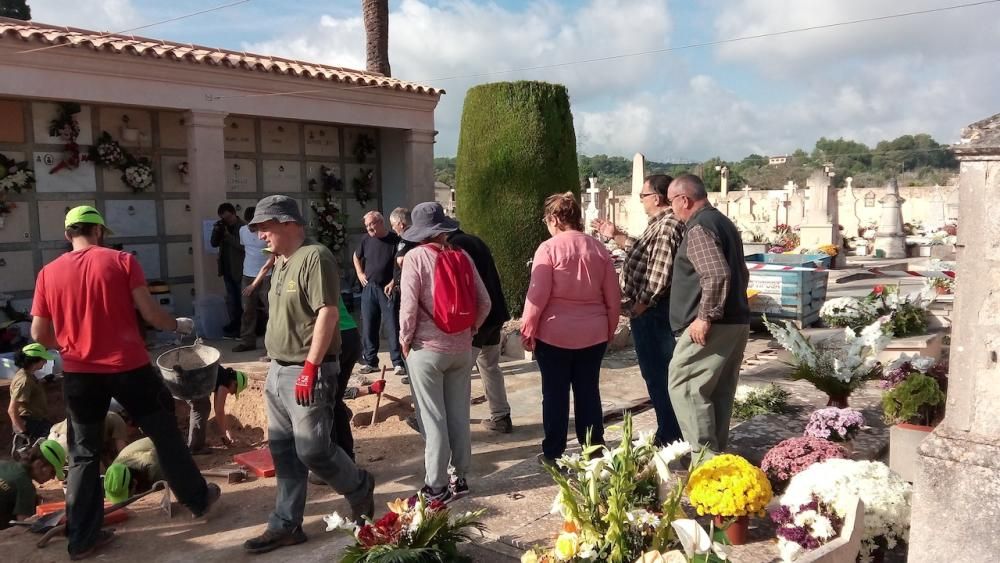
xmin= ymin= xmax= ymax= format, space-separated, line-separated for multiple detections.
xmin=103 ymin=437 xmax=163 ymax=504
xmin=8 ymin=343 xmax=55 ymax=443
xmin=187 ymin=367 xmax=249 ymax=452
xmin=1 ymin=440 xmax=66 ymax=529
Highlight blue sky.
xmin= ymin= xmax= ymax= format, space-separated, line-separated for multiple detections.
xmin=30 ymin=0 xmax=1000 ymax=162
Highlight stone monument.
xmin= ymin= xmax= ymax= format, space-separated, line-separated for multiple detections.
xmin=584 ymin=177 xmax=600 ymax=235
xmin=908 ymin=112 xmax=1000 ymax=562
xmin=798 ymin=169 xmax=842 ymax=265
xmin=626 ymin=152 xmax=647 ymax=236
xmin=872 ymin=177 xmax=906 ymax=258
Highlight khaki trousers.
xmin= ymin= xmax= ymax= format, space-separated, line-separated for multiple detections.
xmin=667 ymin=323 xmax=750 ymax=454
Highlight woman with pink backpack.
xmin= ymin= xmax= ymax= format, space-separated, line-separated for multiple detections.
xmin=398 ymin=202 xmax=491 ymax=503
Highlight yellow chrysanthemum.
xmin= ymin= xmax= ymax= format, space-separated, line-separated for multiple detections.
xmin=686 ymin=454 xmax=773 ymax=517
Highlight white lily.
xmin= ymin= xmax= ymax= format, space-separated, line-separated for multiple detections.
xmin=671 ymin=519 xmax=731 ymax=561
xmin=323 ymin=511 xmax=357 ymax=532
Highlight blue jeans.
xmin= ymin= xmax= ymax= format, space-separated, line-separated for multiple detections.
xmin=535 ymin=339 xmax=607 ymax=459
xmin=631 ymin=300 xmax=683 ymax=445
xmin=264 ymin=360 xmax=369 ymax=532
xmin=360 ymin=283 xmax=403 ymax=368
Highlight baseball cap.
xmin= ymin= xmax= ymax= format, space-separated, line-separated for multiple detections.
xmin=40 ymin=439 xmax=66 ymax=480
xmin=64 ymin=205 xmax=114 ymax=235
xmin=22 ymin=343 xmax=55 ymax=361
xmin=247 ymin=195 xmax=305 ymax=232
xmin=104 ymin=463 xmax=132 ymax=503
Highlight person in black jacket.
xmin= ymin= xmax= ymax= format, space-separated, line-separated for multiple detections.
xmin=447 ymin=228 xmax=513 ymax=433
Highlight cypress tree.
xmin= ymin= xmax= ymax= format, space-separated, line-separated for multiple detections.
xmin=455 ymin=81 xmax=579 ymax=316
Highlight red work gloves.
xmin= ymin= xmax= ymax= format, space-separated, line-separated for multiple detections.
xmin=295 ymin=361 xmax=319 ymax=406
xmin=368 ymin=379 xmax=386 ymax=395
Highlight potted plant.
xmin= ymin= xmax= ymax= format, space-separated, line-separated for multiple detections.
xmin=760 ymin=437 xmax=848 ymax=492
xmin=764 ymin=317 xmax=889 ymax=407
xmin=771 ymin=494 xmax=846 ymax=562
xmin=819 ymin=297 xmax=880 ymax=331
xmin=881 ymin=357 xmax=947 ymax=482
xmin=525 ymin=414 xmax=700 ymax=562
xmin=804 ymin=408 xmax=866 ymax=453
xmin=686 ymin=454 xmax=773 ymax=545
xmin=780 ymin=459 xmax=911 ymax=563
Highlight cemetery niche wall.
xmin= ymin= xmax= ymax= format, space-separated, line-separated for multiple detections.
xmin=0 ymin=18 xmax=442 ymax=323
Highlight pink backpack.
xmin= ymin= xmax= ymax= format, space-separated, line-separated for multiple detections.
xmin=421 ymin=244 xmax=477 ymax=334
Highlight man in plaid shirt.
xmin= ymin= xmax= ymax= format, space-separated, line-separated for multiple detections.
xmin=593 ymin=174 xmax=685 ymax=446
xmin=666 ymin=174 xmax=750 ymax=454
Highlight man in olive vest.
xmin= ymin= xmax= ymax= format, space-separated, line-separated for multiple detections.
xmin=665 ymin=174 xmax=750 ymax=455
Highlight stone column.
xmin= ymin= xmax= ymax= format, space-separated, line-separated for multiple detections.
xmin=873 ymin=177 xmax=906 ymax=258
xmin=184 ymin=110 xmax=227 ymax=312
xmin=403 ymin=129 xmax=436 ymax=205
xmin=908 ymin=113 xmax=1000 ymax=562
xmin=626 ymin=152 xmax=647 ymax=236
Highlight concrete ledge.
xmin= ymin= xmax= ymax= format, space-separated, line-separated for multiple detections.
xmin=877 ymin=332 xmax=944 ymax=363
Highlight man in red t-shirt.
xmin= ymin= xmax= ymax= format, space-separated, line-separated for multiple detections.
xmin=30 ymin=206 xmax=221 ymax=560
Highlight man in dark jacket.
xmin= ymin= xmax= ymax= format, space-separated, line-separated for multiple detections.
xmin=665 ymin=174 xmax=750 ymax=455
xmin=447 ymin=228 xmax=513 ymax=433
xmin=211 ymin=202 xmax=246 ymax=337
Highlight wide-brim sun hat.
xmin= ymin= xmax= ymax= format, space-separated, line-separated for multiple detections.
xmin=247 ymin=195 xmax=305 ymax=232
xmin=402 ymin=201 xmax=460 ymax=243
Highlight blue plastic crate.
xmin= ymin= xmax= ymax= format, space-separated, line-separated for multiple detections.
xmin=745 ymin=253 xmax=831 ymax=327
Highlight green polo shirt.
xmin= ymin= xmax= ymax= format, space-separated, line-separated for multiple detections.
xmin=265 ymin=240 xmax=341 ymax=362
xmin=0 ymin=461 xmax=37 ymax=528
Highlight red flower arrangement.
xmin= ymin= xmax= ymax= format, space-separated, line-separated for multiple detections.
xmin=760 ymin=437 xmax=848 ymax=489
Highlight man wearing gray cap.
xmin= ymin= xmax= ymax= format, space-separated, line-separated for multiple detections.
xmin=243 ymin=195 xmax=375 ymax=554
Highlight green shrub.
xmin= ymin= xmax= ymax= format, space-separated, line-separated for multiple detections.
xmin=733 ymin=383 xmax=792 ymax=420
xmin=882 ymin=372 xmax=945 ymax=426
xmin=455 ymin=81 xmax=579 ymax=316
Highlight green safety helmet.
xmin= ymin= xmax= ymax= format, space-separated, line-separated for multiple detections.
xmin=234 ymin=370 xmax=248 ymax=398
xmin=64 ymin=205 xmax=114 ymax=235
xmin=22 ymin=343 xmax=55 ymax=361
xmin=39 ymin=439 xmax=66 ymax=480
xmin=104 ymin=463 xmax=132 ymax=504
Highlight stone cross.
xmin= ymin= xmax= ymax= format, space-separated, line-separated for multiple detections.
xmin=584 ymin=177 xmax=600 ymax=234
xmin=718 ymin=165 xmax=730 ymax=196
xmin=626 ymin=152 xmax=648 ymax=236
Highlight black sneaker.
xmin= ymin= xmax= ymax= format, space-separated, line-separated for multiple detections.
xmin=481 ymin=415 xmax=513 ymax=434
xmin=192 ymin=482 xmax=222 ymax=518
xmin=349 ymin=471 xmax=376 ymax=526
xmin=243 ymin=527 xmax=307 ymax=554
xmin=450 ymin=476 xmax=469 ymax=499
xmin=414 ymin=484 xmax=453 ymax=504
xmin=70 ymin=529 xmax=116 ymax=560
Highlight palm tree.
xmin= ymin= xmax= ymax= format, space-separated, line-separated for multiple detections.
xmin=362 ymin=0 xmax=391 ymax=77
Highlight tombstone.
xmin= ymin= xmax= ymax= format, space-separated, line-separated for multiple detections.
xmin=907 ymin=112 xmax=1000 ymax=561
xmin=873 ymin=177 xmax=907 ymax=258
xmin=718 ymin=165 xmax=730 ymax=196
xmin=605 ymin=187 xmax=615 ymax=222
xmin=625 ymin=153 xmax=648 ymax=236
xmin=584 ymin=177 xmax=600 ymax=235
xmin=799 ymin=169 xmax=842 ymax=264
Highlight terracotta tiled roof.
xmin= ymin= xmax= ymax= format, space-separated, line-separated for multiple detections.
xmin=0 ymin=17 xmax=443 ymax=96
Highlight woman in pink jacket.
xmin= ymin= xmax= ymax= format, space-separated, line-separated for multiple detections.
xmin=399 ymin=202 xmax=491 ymax=502
xmin=521 ymin=193 xmax=621 ymax=467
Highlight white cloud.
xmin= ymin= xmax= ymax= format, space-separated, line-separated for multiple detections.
xmin=243 ymin=0 xmax=673 ymax=155
xmin=31 ymin=0 xmax=142 ymax=32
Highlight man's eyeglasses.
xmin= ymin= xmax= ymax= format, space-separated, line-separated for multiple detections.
xmin=638 ymin=192 xmax=658 ymax=199
xmin=666 ymin=194 xmax=688 ymax=206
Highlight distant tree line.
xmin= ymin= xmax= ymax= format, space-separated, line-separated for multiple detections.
xmin=434 ymin=133 xmax=958 ymax=194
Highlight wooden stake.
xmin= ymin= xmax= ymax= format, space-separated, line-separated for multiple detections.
xmin=370 ymin=365 xmax=388 ymax=427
